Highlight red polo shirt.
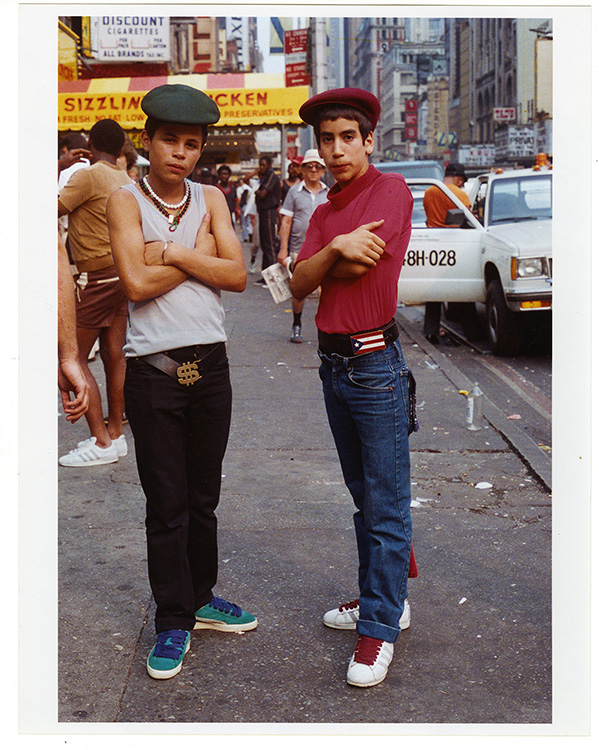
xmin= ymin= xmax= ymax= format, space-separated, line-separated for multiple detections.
xmin=296 ymin=165 xmax=413 ymax=334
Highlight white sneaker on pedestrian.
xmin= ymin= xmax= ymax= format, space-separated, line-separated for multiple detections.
xmin=323 ymin=598 xmax=411 ymax=631
xmin=112 ymin=434 xmax=128 ymax=457
xmin=60 ymin=437 xmax=119 ymax=467
xmin=78 ymin=434 xmax=127 ymax=457
xmin=347 ymin=635 xmax=394 ymax=688
xmin=249 ymin=260 xmax=257 ymax=274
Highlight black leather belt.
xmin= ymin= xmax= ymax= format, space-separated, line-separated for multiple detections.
xmin=318 ymin=320 xmax=399 ymax=358
xmin=135 ymin=342 xmax=223 ymax=386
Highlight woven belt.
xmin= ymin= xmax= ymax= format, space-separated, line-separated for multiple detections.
xmin=318 ymin=320 xmax=399 ymax=358
xmin=136 ymin=343 xmax=222 ymax=386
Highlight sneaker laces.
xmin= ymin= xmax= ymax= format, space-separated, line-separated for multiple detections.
xmin=153 ymin=630 xmax=188 ymax=659
xmin=339 ymin=598 xmax=360 ymax=612
xmin=353 ymin=635 xmax=384 ymax=665
xmin=209 ymin=596 xmax=242 ymax=617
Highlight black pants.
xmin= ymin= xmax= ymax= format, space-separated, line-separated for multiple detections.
xmin=124 ymin=343 xmax=232 ymax=633
xmin=258 ymin=208 xmax=280 ymax=269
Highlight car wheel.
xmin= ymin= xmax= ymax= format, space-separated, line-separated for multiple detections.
xmin=486 ymin=280 xmax=522 ymax=355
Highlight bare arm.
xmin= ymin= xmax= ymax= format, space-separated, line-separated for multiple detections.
xmin=57 ymin=235 xmax=89 ymax=422
xmin=159 ymin=186 xmax=246 ymax=293
xmin=277 ymin=214 xmax=293 ymax=265
xmin=289 ymin=219 xmax=386 ymax=299
xmin=57 ymin=148 xmax=91 ymax=179
xmin=106 ymin=188 xmax=188 ymax=303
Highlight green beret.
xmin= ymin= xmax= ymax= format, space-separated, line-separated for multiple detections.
xmin=141 ymin=84 xmax=220 ymax=125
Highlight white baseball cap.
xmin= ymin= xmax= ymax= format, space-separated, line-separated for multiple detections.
xmin=301 ymin=148 xmax=326 ymax=168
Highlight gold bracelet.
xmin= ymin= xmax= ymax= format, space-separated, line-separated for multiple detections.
xmin=161 ymin=241 xmax=169 ymax=265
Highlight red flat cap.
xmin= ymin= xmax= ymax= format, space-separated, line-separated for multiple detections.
xmin=299 ymin=87 xmax=380 ymax=130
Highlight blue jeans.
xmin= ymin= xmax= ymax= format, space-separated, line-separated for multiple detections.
xmin=318 ymin=339 xmax=413 ymax=643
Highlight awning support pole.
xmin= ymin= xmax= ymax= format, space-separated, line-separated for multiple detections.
xmin=281 ymin=123 xmax=286 ymax=175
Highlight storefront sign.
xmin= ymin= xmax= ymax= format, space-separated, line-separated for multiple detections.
xmin=92 ymin=16 xmax=170 ymax=61
xmin=58 ymin=85 xmax=311 ymax=129
xmin=493 ymin=107 xmax=516 ymax=122
xmin=495 ymin=126 xmax=536 ymax=160
xmin=458 ymin=144 xmax=496 ymax=166
xmin=405 ymin=99 xmax=418 ymax=141
xmin=58 ymin=22 xmax=79 ymax=81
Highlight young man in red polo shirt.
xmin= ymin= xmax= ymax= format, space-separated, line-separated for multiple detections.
xmin=290 ymin=88 xmax=415 ymax=688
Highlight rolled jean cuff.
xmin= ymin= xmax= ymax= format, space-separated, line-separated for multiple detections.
xmin=356 ymin=618 xmax=400 ymax=644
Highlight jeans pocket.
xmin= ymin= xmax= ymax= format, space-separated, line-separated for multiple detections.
xmin=348 ymin=363 xmax=394 ymax=392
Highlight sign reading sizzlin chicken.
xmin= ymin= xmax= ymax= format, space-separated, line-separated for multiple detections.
xmin=58 ymin=75 xmax=310 ymax=130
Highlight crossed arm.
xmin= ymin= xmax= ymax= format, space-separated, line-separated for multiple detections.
xmin=289 ymin=219 xmax=386 ymax=300
xmin=107 ymin=184 xmax=246 ymax=303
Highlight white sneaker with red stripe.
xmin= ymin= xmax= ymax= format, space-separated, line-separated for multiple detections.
xmin=323 ymin=599 xmax=411 ymax=631
xmin=347 ymin=635 xmax=394 ymax=687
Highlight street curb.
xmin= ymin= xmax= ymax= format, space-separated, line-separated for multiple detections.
xmin=396 ymin=309 xmax=552 ymax=493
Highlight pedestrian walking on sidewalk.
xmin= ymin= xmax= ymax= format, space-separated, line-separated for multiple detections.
xmin=278 ymin=149 xmax=328 ymax=343
xmin=57 ymin=119 xmax=131 ymax=467
xmin=254 ymin=155 xmax=281 ymax=285
xmin=107 ymin=83 xmax=256 ymax=681
xmin=291 ymin=88 xmax=417 ymax=688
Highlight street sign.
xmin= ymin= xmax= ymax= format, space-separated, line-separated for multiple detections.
xmin=405 ymin=99 xmax=418 ymax=141
xmin=285 ymin=29 xmax=310 ymax=87
xmin=493 ymin=107 xmax=516 ymax=122
xmin=437 ymin=132 xmax=457 ymax=148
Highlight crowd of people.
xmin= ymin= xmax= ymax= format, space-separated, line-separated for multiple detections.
xmin=57 ymin=84 xmax=423 ymax=691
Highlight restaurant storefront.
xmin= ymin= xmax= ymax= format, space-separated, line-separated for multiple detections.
xmin=58 ymin=73 xmax=310 ymax=168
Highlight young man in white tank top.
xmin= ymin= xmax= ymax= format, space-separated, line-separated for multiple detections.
xmin=107 ymin=84 xmax=256 ymax=680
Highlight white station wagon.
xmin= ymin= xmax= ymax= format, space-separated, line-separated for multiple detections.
xmin=398 ymin=167 xmax=553 ymax=354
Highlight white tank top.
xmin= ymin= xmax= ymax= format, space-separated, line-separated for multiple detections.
xmin=121 ymin=181 xmax=227 ymax=357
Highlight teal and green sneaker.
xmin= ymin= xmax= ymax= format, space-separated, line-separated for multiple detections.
xmin=194 ymin=596 xmax=257 ymax=632
xmin=146 ymin=629 xmax=190 ymax=679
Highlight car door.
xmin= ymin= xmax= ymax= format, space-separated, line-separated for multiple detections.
xmin=398 ymin=178 xmax=486 ymax=304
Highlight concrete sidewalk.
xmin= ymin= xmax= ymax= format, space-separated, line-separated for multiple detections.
xmin=57 ymin=245 xmax=551 ymax=727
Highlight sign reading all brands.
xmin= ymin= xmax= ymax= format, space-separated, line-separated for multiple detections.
xmin=92 ymin=16 xmax=170 ymax=61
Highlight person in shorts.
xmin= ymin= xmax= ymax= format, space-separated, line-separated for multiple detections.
xmin=58 ymin=119 xmax=132 ymax=466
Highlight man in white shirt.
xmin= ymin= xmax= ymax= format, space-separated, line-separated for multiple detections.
xmin=278 ymin=149 xmax=329 ymax=342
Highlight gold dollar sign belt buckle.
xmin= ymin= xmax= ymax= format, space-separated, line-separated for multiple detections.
xmin=176 ymin=361 xmax=201 ymax=386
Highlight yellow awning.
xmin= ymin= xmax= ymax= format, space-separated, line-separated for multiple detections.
xmin=58 ymin=73 xmax=310 ymax=130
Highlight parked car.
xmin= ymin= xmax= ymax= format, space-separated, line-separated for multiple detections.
xmin=398 ymin=167 xmax=553 ymax=354
xmin=373 ymin=160 xmax=444 ymax=180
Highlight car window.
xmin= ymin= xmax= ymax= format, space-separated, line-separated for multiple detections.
xmin=408 ymin=182 xmax=476 ymax=229
xmin=410 ymin=191 xmax=427 ymax=227
xmin=489 ymin=175 xmax=552 ymax=224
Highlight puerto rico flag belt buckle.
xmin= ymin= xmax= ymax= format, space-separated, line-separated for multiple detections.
xmin=350 ymin=330 xmax=387 ymax=355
